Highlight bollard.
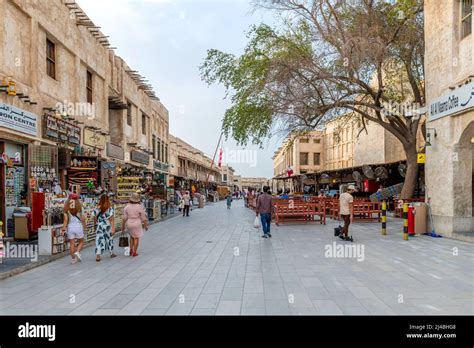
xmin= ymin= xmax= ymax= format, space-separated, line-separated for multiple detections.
xmin=403 ymin=203 xmax=409 ymax=240
xmin=381 ymin=200 xmax=387 ymax=235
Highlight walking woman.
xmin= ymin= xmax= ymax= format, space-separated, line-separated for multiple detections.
xmin=61 ymin=193 xmax=85 ymax=264
xmin=122 ymin=193 xmax=148 ymax=257
xmin=94 ymin=194 xmax=116 ymax=262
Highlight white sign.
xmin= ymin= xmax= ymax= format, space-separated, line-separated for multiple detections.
xmin=429 ymin=83 xmax=474 ymax=121
xmin=0 ymin=103 xmax=37 ymax=136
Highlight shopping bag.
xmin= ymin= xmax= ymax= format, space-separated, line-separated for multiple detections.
xmin=119 ymin=231 xmax=129 ymax=247
xmin=253 ymin=216 xmax=261 ymax=229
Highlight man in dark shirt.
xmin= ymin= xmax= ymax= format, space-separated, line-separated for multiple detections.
xmin=256 ymin=186 xmax=273 ymax=238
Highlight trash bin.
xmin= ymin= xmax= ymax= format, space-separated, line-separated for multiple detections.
xmin=413 ymin=203 xmax=427 ymax=234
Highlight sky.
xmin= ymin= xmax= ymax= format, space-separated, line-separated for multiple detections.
xmin=77 ymin=0 xmax=284 ymax=179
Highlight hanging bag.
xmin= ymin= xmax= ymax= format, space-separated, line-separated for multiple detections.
xmin=119 ymin=230 xmax=129 ymax=248
xmin=253 ymin=216 xmax=261 ymax=229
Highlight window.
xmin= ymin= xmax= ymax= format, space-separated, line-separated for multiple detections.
xmin=223 ymin=174 xmax=228 ymax=181
xmin=152 ymin=135 xmax=156 ymax=159
xmin=313 ymin=139 xmax=321 ymax=144
xmin=46 ymin=39 xmax=56 ymax=79
xmin=300 ymin=152 xmax=309 ymax=165
xmin=142 ymin=113 xmax=146 ymax=135
xmin=300 ymin=138 xmax=309 ymax=143
xmin=165 ymin=144 xmax=168 ymax=163
xmin=157 ymin=139 xmax=161 ymax=161
xmin=461 ymin=0 xmax=472 ymax=38
xmin=314 ymin=152 xmax=321 ymax=166
xmin=86 ymin=70 xmax=93 ymax=104
xmin=161 ymin=141 xmax=165 ymax=162
xmin=126 ymin=102 xmax=132 ymax=126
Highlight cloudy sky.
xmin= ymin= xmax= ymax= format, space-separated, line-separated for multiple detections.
xmin=77 ymin=0 xmax=283 ymax=178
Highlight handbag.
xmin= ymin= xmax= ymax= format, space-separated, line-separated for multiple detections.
xmin=119 ymin=231 xmax=129 ymax=247
xmin=253 ymin=216 xmax=261 ymax=229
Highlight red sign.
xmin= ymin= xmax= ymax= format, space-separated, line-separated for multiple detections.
xmin=218 ymin=148 xmax=223 ymax=168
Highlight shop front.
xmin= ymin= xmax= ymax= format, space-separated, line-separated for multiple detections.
xmin=0 ymin=102 xmax=41 ymax=240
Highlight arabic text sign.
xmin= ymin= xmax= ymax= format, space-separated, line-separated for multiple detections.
xmin=429 ymin=83 xmax=474 ymax=121
xmin=0 ymin=103 xmax=37 ymax=136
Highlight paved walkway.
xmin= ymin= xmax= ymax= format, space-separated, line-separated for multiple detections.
xmin=0 ymin=200 xmax=472 ymax=315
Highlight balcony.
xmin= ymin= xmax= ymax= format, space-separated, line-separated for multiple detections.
xmin=178 ymin=167 xmax=187 ymax=178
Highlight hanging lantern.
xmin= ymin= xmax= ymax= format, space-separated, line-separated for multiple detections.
xmin=7 ymin=81 xmax=16 ymax=96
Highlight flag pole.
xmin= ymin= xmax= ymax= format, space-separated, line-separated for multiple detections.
xmin=206 ymin=131 xmax=223 ymax=185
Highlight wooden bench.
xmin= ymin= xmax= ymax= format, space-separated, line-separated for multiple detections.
xmin=351 ymin=202 xmax=381 ymax=221
xmin=273 ymin=201 xmax=326 ymax=225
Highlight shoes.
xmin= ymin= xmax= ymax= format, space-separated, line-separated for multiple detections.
xmin=71 ymin=258 xmax=77 ymax=265
xmin=268 ymin=234 xmax=272 ymax=238
xmin=74 ymin=252 xmax=82 ymax=262
xmin=261 ymin=235 xmax=268 ymax=238
xmin=133 ymin=252 xmax=138 ymax=257
xmin=96 ymin=256 xmax=101 ymax=262
xmin=110 ymin=253 xmax=117 ymax=258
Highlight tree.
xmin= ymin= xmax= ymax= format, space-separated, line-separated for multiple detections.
xmin=200 ymin=0 xmax=425 ymax=198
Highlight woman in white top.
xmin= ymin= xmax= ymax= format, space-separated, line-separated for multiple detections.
xmin=61 ymin=193 xmax=86 ymax=264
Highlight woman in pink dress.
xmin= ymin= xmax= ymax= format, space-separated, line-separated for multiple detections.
xmin=122 ymin=193 xmax=148 ymax=257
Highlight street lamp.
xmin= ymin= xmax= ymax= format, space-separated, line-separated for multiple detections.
xmin=426 ymin=128 xmax=437 ymax=146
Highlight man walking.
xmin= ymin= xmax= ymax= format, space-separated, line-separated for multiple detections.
xmin=182 ymin=191 xmax=191 ymax=217
xmin=256 ymin=186 xmax=273 ymax=238
xmin=339 ymin=185 xmax=355 ymax=241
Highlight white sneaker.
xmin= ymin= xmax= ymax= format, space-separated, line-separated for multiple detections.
xmin=74 ymin=252 xmax=82 ymax=262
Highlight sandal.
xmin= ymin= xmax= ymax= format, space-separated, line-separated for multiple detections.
xmin=110 ymin=253 xmax=117 ymax=258
xmin=96 ymin=256 xmax=101 ymax=262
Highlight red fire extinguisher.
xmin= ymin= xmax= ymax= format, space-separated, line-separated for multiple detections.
xmin=408 ymin=205 xmax=415 ymax=236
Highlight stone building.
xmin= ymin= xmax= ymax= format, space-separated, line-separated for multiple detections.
xmin=424 ymin=0 xmax=474 ymax=241
xmin=323 ymin=114 xmax=357 ymax=171
xmin=0 ymin=0 xmax=170 ymax=235
xmin=219 ymin=165 xmax=235 ymax=188
xmin=241 ymin=177 xmax=269 ymax=191
xmin=272 ymin=130 xmax=324 ymax=192
xmin=168 ymin=134 xmax=220 ymax=190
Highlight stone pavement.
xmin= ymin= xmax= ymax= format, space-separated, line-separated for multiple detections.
xmin=0 ymin=199 xmax=472 ymax=315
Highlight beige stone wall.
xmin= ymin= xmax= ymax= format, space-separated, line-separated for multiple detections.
xmin=169 ymin=134 xmax=220 ymax=183
xmin=273 ymin=131 xmax=323 ymax=177
xmin=0 ymin=0 xmax=170 ymax=171
xmin=241 ymin=177 xmax=268 ymax=189
xmin=424 ymin=0 xmax=474 ymax=239
xmin=323 ymin=114 xmax=357 ymax=170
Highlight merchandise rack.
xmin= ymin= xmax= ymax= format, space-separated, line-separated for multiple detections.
xmin=117 ymin=177 xmax=141 ymax=200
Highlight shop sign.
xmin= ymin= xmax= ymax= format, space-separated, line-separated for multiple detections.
xmin=106 ymin=142 xmax=124 ymax=160
xmin=42 ymin=114 xmax=80 ymax=146
xmin=429 ymin=82 xmax=474 ymax=121
xmin=0 ymin=103 xmax=37 ymax=136
xmin=84 ymin=128 xmax=106 ymax=149
xmin=153 ymin=160 xmax=169 ymax=172
xmin=417 ymin=153 xmax=426 ymax=164
xmin=131 ymin=150 xmax=149 ymax=165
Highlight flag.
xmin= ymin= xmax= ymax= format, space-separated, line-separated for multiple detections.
xmin=287 ymin=166 xmax=293 ymax=177
xmin=218 ymin=148 xmax=223 ymax=168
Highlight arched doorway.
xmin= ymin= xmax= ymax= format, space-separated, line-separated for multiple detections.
xmin=453 ymin=121 xmax=474 ymax=234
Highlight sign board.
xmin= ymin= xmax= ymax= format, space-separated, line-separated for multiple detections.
xmin=42 ymin=114 xmax=80 ymax=146
xmin=0 ymin=103 xmax=37 ymax=136
xmin=417 ymin=153 xmax=426 ymax=164
xmin=429 ymin=82 xmax=474 ymax=121
xmin=153 ymin=160 xmax=169 ymax=172
xmin=106 ymin=142 xmax=124 ymax=160
xmin=84 ymin=128 xmax=106 ymax=149
xmin=131 ymin=150 xmax=149 ymax=165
